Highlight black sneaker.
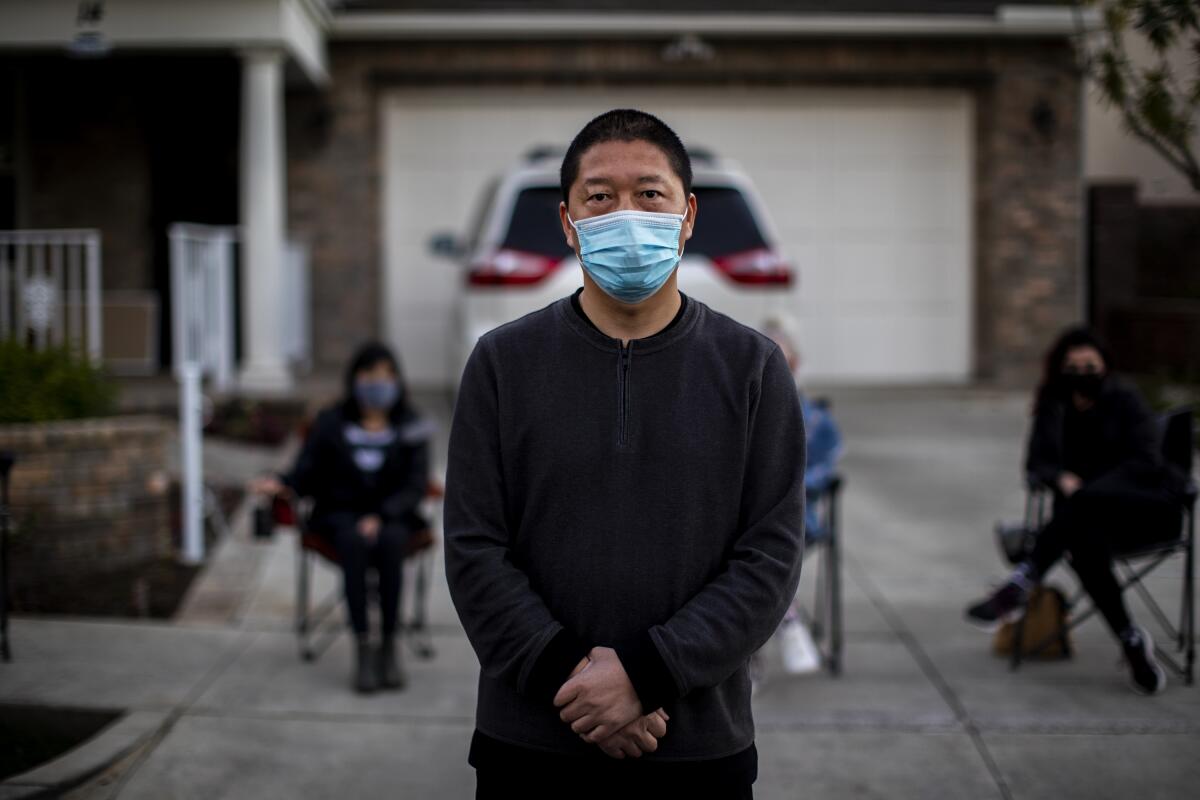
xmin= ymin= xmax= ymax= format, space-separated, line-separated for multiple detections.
xmin=1121 ymin=626 xmax=1166 ymax=696
xmin=965 ymin=581 xmax=1028 ymax=632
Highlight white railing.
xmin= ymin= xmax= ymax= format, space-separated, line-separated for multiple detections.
xmin=284 ymin=239 xmax=311 ymax=371
xmin=168 ymin=223 xmax=311 ymax=389
xmin=169 ymin=223 xmax=237 ymax=392
xmin=0 ymin=229 xmax=102 ymax=363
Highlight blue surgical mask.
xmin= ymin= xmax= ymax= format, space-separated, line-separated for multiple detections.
xmin=355 ymin=380 xmax=399 ymax=410
xmin=569 ymin=209 xmax=686 ymax=304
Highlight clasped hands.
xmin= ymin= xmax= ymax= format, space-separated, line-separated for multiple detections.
xmin=553 ymin=646 xmax=668 ymax=759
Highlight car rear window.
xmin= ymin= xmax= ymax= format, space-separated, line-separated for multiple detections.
xmin=688 ymin=187 xmax=768 ymax=258
xmin=499 ymin=184 xmax=768 ymax=259
xmin=501 ymin=187 xmax=573 ymax=258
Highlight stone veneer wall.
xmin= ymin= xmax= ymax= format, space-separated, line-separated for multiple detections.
xmin=286 ymin=37 xmax=1083 ymax=384
xmin=0 ymin=416 xmax=172 ymax=591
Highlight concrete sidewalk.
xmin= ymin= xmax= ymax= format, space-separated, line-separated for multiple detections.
xmin=3 ymin=387 xmax=1197 ymax=799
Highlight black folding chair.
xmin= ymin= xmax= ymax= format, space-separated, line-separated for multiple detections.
xmin=1009 ymin=407 xmax=1196 ymax=684
xmin=0 ymin=450 xmax=14 ymax=663
xmin=271 ymin=483 xmax=442 ymax=663
xmin=798 ymin=473 xmax=845 ymax=676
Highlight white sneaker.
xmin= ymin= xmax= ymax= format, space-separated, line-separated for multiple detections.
xmin=780 ymin=618 xmax=822 ymax=675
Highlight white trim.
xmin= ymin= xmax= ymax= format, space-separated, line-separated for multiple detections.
xmin=0 ymin=0 xmax=329 ymax=86
xmin=332 ymin=6 xmax=1100 ymax=40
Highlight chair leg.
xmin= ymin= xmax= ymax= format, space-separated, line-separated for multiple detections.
xmin=829 ymin=520 xmax=843 ymax=676
xmin=297 ymin=543 xmax=314 ymax=661
xmin=1186 ymin=509 xmax=1195 ymax=685
xmin=407 ymin=553 xmax=436 ymax=660
xmin=1009 ymin=595 xmax=1028 ymax=671
xmin=811 ymin=544 xmax=826 ymax=641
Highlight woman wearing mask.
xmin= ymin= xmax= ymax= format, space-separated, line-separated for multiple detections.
xmin=965 ymin=327 xmax=1187 ymax=694
xmin=251 ymin=341 xmax=431 ymax=693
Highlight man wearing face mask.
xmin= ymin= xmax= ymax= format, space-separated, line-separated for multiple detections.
xmin=444 ymin=110 xmax=805 ymax=798
xmin=965 ymin=327 xmax=1189 ymax=695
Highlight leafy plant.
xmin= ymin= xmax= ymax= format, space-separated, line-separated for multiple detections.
xmin=1078 ymin=0 xmax=1200 ymax=192
xmin=0 ymin=339 xmax=117 ymax=423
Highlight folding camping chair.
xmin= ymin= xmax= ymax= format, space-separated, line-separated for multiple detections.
xmin=271 ymin=481 xmax=443 ymax=663
xmin=797 ymin=473 xmax=846 ymax=676
xmin=1007 ymin=407 xmax=1196 ymax=684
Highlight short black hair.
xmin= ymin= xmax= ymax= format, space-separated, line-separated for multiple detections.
xmin=560 ymin=109 xmax=693 ymax=202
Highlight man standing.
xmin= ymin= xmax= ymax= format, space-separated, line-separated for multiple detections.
xmin=444 ymin=109 xmax=805 ymax=799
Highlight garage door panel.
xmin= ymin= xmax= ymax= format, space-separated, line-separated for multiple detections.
xmin=384 ymin=89 xmax=972 ymax=386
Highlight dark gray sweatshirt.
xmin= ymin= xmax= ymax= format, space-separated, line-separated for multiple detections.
xmin=444 ymin=291 xmax=805 ymax=761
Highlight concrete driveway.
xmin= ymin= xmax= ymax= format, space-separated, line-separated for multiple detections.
xmin=3 ymin=386 xmax=1196 ymax=799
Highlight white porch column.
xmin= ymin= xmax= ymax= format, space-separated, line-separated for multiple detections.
xmin=238 ymin=48 xmax=292 ymax=392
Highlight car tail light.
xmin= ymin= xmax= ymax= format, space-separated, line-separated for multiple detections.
xmin=711 ymin=248 xmax=793 ymax=286
xmin=467 ymin=249 xmax=562 ymax=286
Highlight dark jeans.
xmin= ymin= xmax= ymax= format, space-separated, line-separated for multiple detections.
xmin=312 ymin=512 xmax=408 ymax=638
xmin=1029 ymin=471 xmax=1183 ymax=637
xmin=472 ymin=735 xmax=755 ymax=800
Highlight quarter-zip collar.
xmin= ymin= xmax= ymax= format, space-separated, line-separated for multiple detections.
xmin=555 ymin=287 xmax=699 ymax=355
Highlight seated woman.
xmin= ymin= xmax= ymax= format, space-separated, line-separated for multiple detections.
xmin=251 ymin=341 xmax=431 ymax=693
xmin=965 ymin=327 xmax=1188 ymax=695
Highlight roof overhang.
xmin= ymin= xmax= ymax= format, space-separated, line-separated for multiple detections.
xmin=0 ymin=0 xmax=332 ymax=85
xmin=330 ymin=4 xmax=1099 ymax=40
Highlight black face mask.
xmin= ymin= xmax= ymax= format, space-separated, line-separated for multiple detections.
xmin=1062 ymin=371 xmax=1104 ymax=400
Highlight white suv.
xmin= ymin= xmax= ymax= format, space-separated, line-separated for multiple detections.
xmin=432 ymin=148 xmax=795 ymax=380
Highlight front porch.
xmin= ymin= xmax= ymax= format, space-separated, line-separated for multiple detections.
xmin=0 ymin=0 xmax=332 ymax=393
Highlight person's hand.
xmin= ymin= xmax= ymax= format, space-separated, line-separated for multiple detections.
xmin=597 ymin=709 xmax=669 ymax=759
xmin=357 ymin=514 xmax=381 ymax=541
xmin=568 ymin=656 xmax=589 ymax=678
xmin=1058 ymin=472 xmax=1083 ymax=497
xmin=553 ymin=646 xmax=642 ymax=743
xmin=249 ymin=475 xmax=284 ymax=497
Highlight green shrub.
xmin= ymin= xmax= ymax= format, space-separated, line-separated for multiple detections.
xmin=0 ymin=339 xmax=117 ymax=423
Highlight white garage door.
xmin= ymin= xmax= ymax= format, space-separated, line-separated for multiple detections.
xmin=383 ymin=88 xmax=972 ymax=387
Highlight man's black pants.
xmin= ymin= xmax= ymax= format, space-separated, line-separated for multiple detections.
xmin=1029 ymin=471 xmax=1183 ymax=636
xmin=476 ymin=765 xmax=754 ymax=800
xmin=473 ymin=744 xmax=755 ymax=800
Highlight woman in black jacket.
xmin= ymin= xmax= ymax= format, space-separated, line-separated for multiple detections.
xmin=965 ymin=327 xmax=1188 ymax=694
xmin=252 ymin=342 xmax=431 ymax=693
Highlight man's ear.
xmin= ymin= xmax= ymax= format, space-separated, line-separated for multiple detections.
xmin=559 ymin=201 xmax=578 ymax=251
xmin=680 ymin=193 xmax=698 ymax=247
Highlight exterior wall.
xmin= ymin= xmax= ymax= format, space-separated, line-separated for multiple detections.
xmin=1090 ymin=183 xmax=1200 ymax=377
xmin=1085 ymin=37 xmax=1200 ymax=202
xmin=288 ymin=37 xmax=1083 ymax=384
xmin=23 ymin=58 xmax=153 ymax=292
xmin=12 ymin=55 xmax=240 ymax=367
xmin=0 ymin=416 xmax=172 ymax=591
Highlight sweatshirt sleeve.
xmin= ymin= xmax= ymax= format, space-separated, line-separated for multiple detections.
xmin=1024 ymin=404 xmax=1063 ymax=489
xmin=280 ymin=413 xmax=323 ymax=498
xmin=443 ymin=336 xmax=588 ymax=702
xmin=618 ymin=346 xmax=806 ymax=707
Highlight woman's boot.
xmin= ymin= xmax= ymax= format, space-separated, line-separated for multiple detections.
xmin=354 ymin=636 xmax=377 ymax=694
xmin=377 ymin=634 xmax=407 ymax=690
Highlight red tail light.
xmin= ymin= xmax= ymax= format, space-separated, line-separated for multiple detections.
xmin=712 ymin=248 xmax=792 ymax=286
xmin=468 ymin=249 xmax=562 ymax=286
